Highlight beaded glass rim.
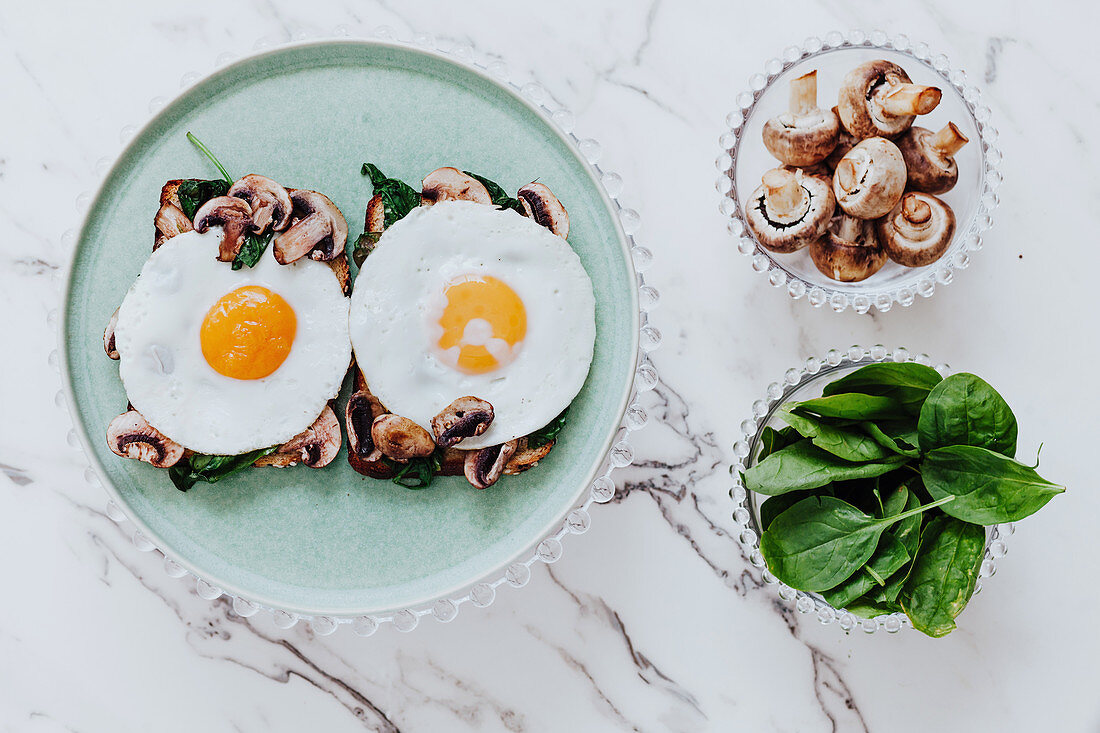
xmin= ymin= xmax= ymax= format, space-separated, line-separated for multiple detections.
xmin=48 ymin=26 xmax=662 ymax=636
xmin=728 ymin=345 xmax=1013 ymax=634
xmin=716 ymin=30 xmax=1003 ymax=314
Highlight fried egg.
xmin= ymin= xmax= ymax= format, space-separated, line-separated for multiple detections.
xmin=113 ymin=228 xmax=350 ymax=455
xmin=349 ymin=201 xmax=595 ymax=450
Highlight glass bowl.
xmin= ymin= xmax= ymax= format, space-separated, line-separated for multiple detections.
xmin=717 ymin=31 xmax=1002 ymax=313
xmin=728 ymin=345 xmax=1014 ymax=634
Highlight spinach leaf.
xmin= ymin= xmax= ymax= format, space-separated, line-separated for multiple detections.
xmin=820 ymin=533 xmax=910 ymax=608
xmin=186 ymin=132 xmax=233 ymax=184
xmin=232 ymin=231 xmax=273 ymax=270
xmin=463 ymin=171 xmax=526 ymax=215
xmin=175 ymin=178 xmax=230 ymax=220
xmin=757 ymin=425 xmax=799 ymax=462
xmin=868 ymin=488 xmax=923 ymax=604
xmin=528 ymin=410 xmax=567 ymax=448
xmin=845 ymin=600 xmax=901 ymax=620
xmin=361 ymin=163 xmax=420 ymax=228
xmin=743 ymin=440 xmax=908 ymax=496
xmin=922 ymin=445 xmax=1064 ymax=523
xmin=759 ymin=494 xmax=954 ymax=592
xmin=779 ymin=407 xmax=891 ymax=462
xmin=792 ymin=393 xmax=907 ymax=421
xmin=822 ymin=362 xmax=943 ymax=415
xmin=860 ymin=420 xmax=921 ymax=458
xmin=384 ymin=450 xmax=444 ymax=489
xmin=168 ymin=446 xmax=279 ymax=492
xmin=901 ymin=516 xmax=986 ymax=637
xmin=759 ymin=490 xmax=817 ymax=531
xmin=918 ymin=373 xmax=1018 ymax=457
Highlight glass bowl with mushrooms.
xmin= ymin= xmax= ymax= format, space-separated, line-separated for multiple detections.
xmin=718 ymin=31 xmax=1001 ymax=313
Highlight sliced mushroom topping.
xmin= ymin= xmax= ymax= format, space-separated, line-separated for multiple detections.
xmin=838 ymin=60 xmax=942 ymax=139
xmin=154 ymin=202 xmax=194 ymax=242
xmin=271 ymin=189 xmax=349 ymax=265
xmin=106 ymin=410 xmax=185 ymax=468
xmin=832 ymin=137 xmax=907 ymax=220
xmin=810 ymin=215 xmax=887 ymax=282
xmin=104 ymin=307 xmax=120 ymax=360
xmin=745 ymin=167 xmax=835 ymax=253
xmin=421 ymin=167 xmax=492 ymax=206
xmin=371 ymin=414 xmax=435 ymax=461
xmin=897 ymin=122 xmax=969 ymax=194
xmin=193 ymin=196 xmax=253 ymax=262
xmin=504 ymin=437 xmax=555 ymax=475
xmin=255 ymin=404 xmax=342 ymax=468
xmin=346 ymin=388 xmax=385 ymax=459
xmin=431 ymin=397 xmax=494 ymax=448
xmin=464 ymin=440 xmax=518 ymax=489
xmin=876 ymin=192 xmax=956 ymax=268
xmin=824 ymin=107 xmax=859 ymax=172
xmin=228 ymin=174 xmax=292 ymax=234
xmin=517 ymin=182 xmax=570 ymax=238
xmin=762 ymin=70 xmax=840 ymax=167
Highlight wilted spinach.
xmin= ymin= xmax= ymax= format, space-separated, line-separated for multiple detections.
xmin=175 ymin=178 xmax=230 ymax=220
xmin=168 ymin=446 xmax=279 ymax=492
xmin=463 ymin=171 xmax=526 ymax=215
xmin=385 ymin=450 xmax=445 ymax=489
xmin=528 ymin=410 xmax=568 ymax=449
xmin=749 ymin=361 xmax=1062 ymax=637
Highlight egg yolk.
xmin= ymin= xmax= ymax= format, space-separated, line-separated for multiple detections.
xmin=437 ymin=275 xmax=526 ymax=374
xmin=200 ymin=285 xmax=296 ymax=380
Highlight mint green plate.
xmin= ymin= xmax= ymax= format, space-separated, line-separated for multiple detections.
xmin=62 ymin=41 xmax=638 ymax=617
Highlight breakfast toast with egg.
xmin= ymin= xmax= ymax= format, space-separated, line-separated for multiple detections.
xmin=345 ymin=166 xmax=577 ymax=490
xmin=104 ymin=168 xmax=353 ymax=489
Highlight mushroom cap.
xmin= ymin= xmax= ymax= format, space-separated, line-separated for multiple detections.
xmin=746 ymin=169 xmax=835 ymax=254
xmin=464 ymin=440 xmax=518 ymax=489
xmin=228 ymin=174 xmax=293 ymax=234
xmin=371 ymin=413 xmax=435 ymax=461
xmin=104 ymin=307 xmax=120 ymax=360
xmin=762 ymin=108 xmax=840 ymax=167
xmin=832 ymin=137 xmax=907 ymax=220
xmin=809 ymin=216 xmax=887 ymax=282
xmin=838 ymin=60 xmax=923 ymax=139
xmin=193 ymin=196 xmax=253 ymax=262
xmin=272 ymin=189 xmax=349 ymax=265
xmin=255 ymin=403 xmax=342 ymax=468
xmin=432 ymin=396 xmax=495 ymax=448
xmin=877 ymin=192 xmax=956 ymax=267
xmin=517 ymin=182 xmax=570 ymax=238
xmin=106 ymin=410 xmax=185 ymax=468
xmin=421 ymin=167 xmax=492 ymax=205
xmin=897 ymin=126 xmax=960 ymax=194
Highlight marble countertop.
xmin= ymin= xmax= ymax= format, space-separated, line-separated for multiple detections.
xmin=2 ymin=0 xmax=1097 ymax=730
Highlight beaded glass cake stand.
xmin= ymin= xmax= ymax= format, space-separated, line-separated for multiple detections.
xmin=717 ymin=31 xmax=1002 ymax=313
xmin=51 ymin=27 xmax=661 ymax=636
xmin=729 ymin=345 xmax=1013 ymax=634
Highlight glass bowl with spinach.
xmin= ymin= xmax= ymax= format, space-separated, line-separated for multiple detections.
xmin=730 ymin=346 xmax=1063 ymax=637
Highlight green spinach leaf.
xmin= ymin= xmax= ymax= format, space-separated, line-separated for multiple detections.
xmin=186 ymin=132 xmax=233 ymax=184
xmin=463 ymin=171 xmax=525 ymax=215
xmin=844 ymin=600 xmax=901 ymax=620
xmin=168 ymin=446 xmax=279 ymax=492
xmin=918 ymin=373 xmax=1018 ymax=457
xmin=822 ymin=362 xmax=943 ymax=415
xmin=759 ymin=494 xmax=954 ymax=592
xmin=361 ymin=163 xmax=420 ymax=228
xmin=820 ymin=533 xmax=910 ymax=608
xmin=528 ymin=410 xmax=567 ymax=449
xmin=922 ymin=445 xmax=1064 ymax=523
xmin=175 ymin=178 xmax=230 ymax=220
xmin=860 ymin=420 xmax=921 ymax=458
xmin=757 ymin=425 xmax=799 ymax=462
xmin=743 ymin=440 xmax=908 ymax=496
xmin=901 ymin=516 xmax=986 ymax=637
xmin=792 ymin=393 xmax=907 ymax=421
xmin=232 ymin=231 xmax=273 ymax=270
xmin=759 ymin=491 xmax=817 ymax=531
xmin=779 ymin=407 xmax=891 ymax=462
xmin=384 ymin=450 xmax=444 ymax=489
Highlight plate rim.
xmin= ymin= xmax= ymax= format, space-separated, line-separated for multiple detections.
xmin=58 ymin=37 xmax=642 ymax=619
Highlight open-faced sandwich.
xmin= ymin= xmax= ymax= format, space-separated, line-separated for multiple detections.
xmin=346 ymin=165 xmax=596 ymax=489
xmin=103 ymin=134 xmax=352 ymax=491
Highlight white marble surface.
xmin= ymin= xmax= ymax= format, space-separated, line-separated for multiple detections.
xmin=2 ymin=0 xmax=1098 ymax=730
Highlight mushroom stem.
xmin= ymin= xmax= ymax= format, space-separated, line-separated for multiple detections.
xmin=762 ymin=168 xmax=804 ymax=218
xmin=930 ymin=122 xmax=969 ymax=156
xmin=902 ymin=195 xmax=933 ymax=227
xmin=789 ymin=70 xmax=819 ymax=117
xmin=880 ymin=84 xmax=942 ymax=117
xmin=836 ymin=214 xmax=862 ymax=242
xmin=834 ymin=158 xmax=858 ymax=192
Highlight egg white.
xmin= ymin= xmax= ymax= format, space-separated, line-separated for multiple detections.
xmin=113 ymin=228 xmax=351 ymax=455
xmin=349 ymin=201 xmax=596 ymax=449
